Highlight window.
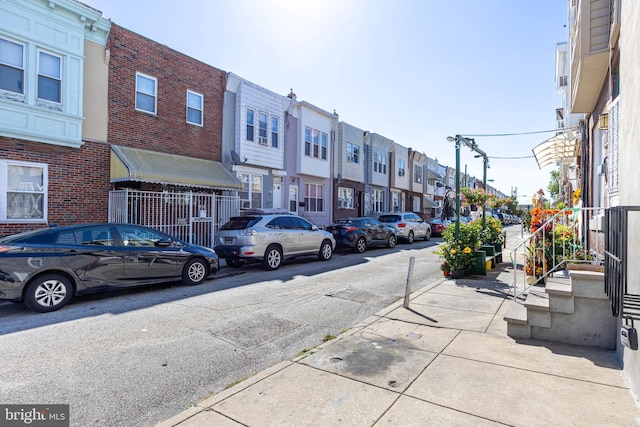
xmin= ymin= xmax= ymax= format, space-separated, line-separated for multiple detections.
xmin=398 ymin=159 xmax=405 ymax=176
xmin=135 ymin=72 xmax=157 ymax=114
xmin=246 ymin=108 xmax=255 ymax=142
xmin=237 ymin=172 xmax=262 ymax=209
xmin=374 ymin=151 xmax=387 ymax=175
xmin=1 ymin=161 xmax=47 ymax=222
xmin=258 ymin=112 xmax=268 ymax=144
xmin=0 ymin=38 xmax=24 ymax=94
xmin=186 ymin=90 xmax=203 ymax=126
xmin=37 ymin=51 xmax=61 ymax=103
xmin=338 ymin=186 xmax=354 ymax=209
xmin=271 ymin=116 xmax=279 ymax=148
xmin=304 ymin=127 xmax=312 ymax=156
xmin=304 ymin=183 xmax=324 ymax=212
xmin=321 ymin=133 xmax=328 ymax=160
xmin=372 ymin=189 xmax=384 ymax=213
xmin=414 ymin=165 xmax=423 ymax=183
xmin=347 ymin=143 xmax=359 ymax=163
xmin=413 ymin=196 xmax=421 ymax=212
xmin=313 ymin=130 xmax=319 ymax=157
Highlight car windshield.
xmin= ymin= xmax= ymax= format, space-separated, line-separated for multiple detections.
xmin=378 ymin=215 xmax=401 ymax=222
xmin=220 ymin=216 xmax=262 ymax=230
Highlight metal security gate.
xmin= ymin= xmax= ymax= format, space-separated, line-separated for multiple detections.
xmin=109 ymin=189 xmax=239 ymax=248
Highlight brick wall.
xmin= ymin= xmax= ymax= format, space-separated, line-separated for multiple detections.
xmin=0 ymin=137 xmax=110 ymax=236
xmin=108 ymin=24 xmax=226 ymax=161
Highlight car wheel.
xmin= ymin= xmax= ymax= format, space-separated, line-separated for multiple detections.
xmin=318 ymin=240 xmax=333 ymax=261
xmin=353 ymin=236 xmax=367 ymax=253
xmin=182 ymin=258 xmax=208 ymax=286
xmin=23 ymin=273 xmax=73 ymax=313
xmin=387 ymin=234 xmax=397 ymax=248
xmin=424 ymin=229 xmax=431 ymax=241
xmin=263 ymin=245 xmax=283 ymax=270
xmin=407 ymin=230 xmax=414 ymax=244
xmin=225 ymin=258 xmax=245 ymax=268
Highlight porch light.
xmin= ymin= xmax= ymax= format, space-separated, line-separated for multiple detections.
xmin=599 ymin=113 xmax=608 ymax=130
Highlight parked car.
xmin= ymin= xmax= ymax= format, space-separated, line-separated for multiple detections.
xmin=377 ymin=212 xmax=431 ymax=243
xmin=326 ymin=217 xmax=397 ymax=253
xmin=427 ymin=218 xmax=450 ymax=237
xmin=214 ymin=209 xmax=335 ymax=271
xmin=0 ymin=223 xmax=219 ymax=313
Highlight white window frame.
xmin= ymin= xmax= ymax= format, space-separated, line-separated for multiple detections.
xmin=0 ymin=37 xmax=25 ymax=95
xmin=372 ymin=189 xmax=384 ymax=213
xmin=304 ymin=127 xmax=312 ymax=155
xmin=0 ymin=160 xmax=48 ymax=223
xmin=135 ymin=72 xmax=157 ymax=114
xmin=337 ymin=186 xmax=354 ymax=209
xmin=246 ymin=108 xmax=255 ymax=142
xmin=414 ymin=165 xmax=423 ymax=183
xmin=398 ymin=159 xmax=405 ymax=176
xmin=321 ymin=133 xmax=328 ymax=160
xmin=271 ymin=116 xmax=279 ymax=148
xmin=347 ymin=143 xmax=359 ymax=163
xmin=237 ymin=172 xmax=263 ymax=209
xmin=37 ymin=49 xmax=62 ymax=104
xmin=186 ymin=90 xmax=203 ymax=126
xmin=304 ymin=183 xmax=324 ymax=212
xmin=374 ymin=151 xmax=387 ymax=175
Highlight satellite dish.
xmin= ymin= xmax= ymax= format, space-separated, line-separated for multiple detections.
xmin=231 ymin=151 xmax=246 ymax=165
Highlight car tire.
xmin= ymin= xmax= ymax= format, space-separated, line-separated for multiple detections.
xmin=182 ymin=258 xmax=208 ymax=286
xmin=407 ymin=230 xmax=414 ymax=244
xmin=225 ymin=258 xmax=245 ymax=268
xmin=24 ymin=273 xmax=73 ymax=313
xmin=318 ymin=240 xmax=333 ymax=261
xmin=263 ymin=245 xmax=283 ymax=271
xmin=387 ymin=234 xmax=397 ymax=248
xmin=424 ymin=230 xmax=431 ymax=241
xmin=353 ymin=236 xmax=367 ymax=253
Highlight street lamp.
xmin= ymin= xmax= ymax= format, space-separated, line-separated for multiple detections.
xmin=447 ymin=135 xmax=490 ymax=238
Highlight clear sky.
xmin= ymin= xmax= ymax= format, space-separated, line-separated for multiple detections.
xmin=86 ymin=0 xmax=568 ymax=206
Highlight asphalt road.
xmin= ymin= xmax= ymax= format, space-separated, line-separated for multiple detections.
xmin=0 ymin=237 xmax=445 ymax=426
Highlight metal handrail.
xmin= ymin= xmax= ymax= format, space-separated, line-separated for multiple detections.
xmin=510 ymin=207 xmax=605 ymax=301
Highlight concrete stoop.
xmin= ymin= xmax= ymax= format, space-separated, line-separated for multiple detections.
xmin=504 ymin=270 xmax=617 ymax=349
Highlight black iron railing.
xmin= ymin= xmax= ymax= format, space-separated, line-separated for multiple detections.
xmin=605 ymin=206 xmax=640 ymax=320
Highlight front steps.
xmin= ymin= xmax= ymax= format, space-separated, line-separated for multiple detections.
xmin=505 ymin=270 xmax=617 ymax=349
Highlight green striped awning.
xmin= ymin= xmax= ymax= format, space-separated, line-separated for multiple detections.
xmin=110 ymin=145 xmax=242 ymax=190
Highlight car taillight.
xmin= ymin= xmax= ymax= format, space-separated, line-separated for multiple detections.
xmin=0 ymin=246 xmax=15 ymax=253
xmin=345 ymin=226 xmax=356 ymax=233
xmin=240 ymin=228 xmax=258 ymax=236
xmin=397 ymin=222 xmax=407 ymax=228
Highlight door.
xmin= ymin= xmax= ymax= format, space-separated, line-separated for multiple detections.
xmin=114 ymin=224 xmax=184 ymax=284
xmin=273 ymin=182 xmax=282 ymax=209
xmin=289 ymin=185 xmax=298 ymax=214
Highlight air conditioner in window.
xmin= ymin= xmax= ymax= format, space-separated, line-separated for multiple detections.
xmin=240 ymin=199 xmax=251 ymax=209
xmin=258 ymin=137 xmax=268 ymax=145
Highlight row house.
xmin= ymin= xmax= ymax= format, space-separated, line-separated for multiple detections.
xmin=285 ymin=94 xmax=337 ymax=228
xmin=363 ymin=131 xmax=393 ymax=216
xmin=425 ymin=156 xmax=444 ymax=218
xmin=222 ymin=73 xmax=286 ymax=212
xmin=408 ymin=148 xmax=426 ymax=215
xmin=389 ymin=142 xmax=410 ymax=213
xmin=333 ymin=121 xmax=366 ymax=218
xmin=0 ymin=0 xmax=110 ymax=236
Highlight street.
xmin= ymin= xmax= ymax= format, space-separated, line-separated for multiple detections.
xmin=0 ymin=237 xmax=444 ymax=426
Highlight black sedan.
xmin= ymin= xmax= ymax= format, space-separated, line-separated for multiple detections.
xmin=0 ymin=223 xmax=219 ymax=313
xmin=326 ymin=217 xmax=397 ymax=253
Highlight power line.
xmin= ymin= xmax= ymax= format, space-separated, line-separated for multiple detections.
xmin=462 ymin=128 xmax=576 ymax=138
xmin=488 ymin=155 xmax=535 ymax=159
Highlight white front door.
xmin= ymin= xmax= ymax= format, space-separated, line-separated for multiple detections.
xmin=273 ymin=183 xmax=282 ymax=209
xmin=289 ymin=186 xmax=298 ymax=214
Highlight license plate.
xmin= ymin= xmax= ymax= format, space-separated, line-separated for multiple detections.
xmin=224 ymin=237 xmax=234 ymax=244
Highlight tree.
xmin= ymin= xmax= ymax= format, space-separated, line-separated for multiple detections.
xmin=548 ymin=170 xmax=560 ymax=200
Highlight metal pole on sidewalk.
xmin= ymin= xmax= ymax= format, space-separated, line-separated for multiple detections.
xmin=403 ymin=257 xmax=415 ymax=308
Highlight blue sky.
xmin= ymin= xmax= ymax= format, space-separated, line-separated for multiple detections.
xmin=87 ymin=0 xmax=568 ymax=205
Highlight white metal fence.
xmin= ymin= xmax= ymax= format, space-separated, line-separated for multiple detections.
xmin=109 ymin=189 xmax=239 ymax=248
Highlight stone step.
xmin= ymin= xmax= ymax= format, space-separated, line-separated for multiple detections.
xmin=504 ymin=301 xmax=527 ymax=325
xmin=545 ymin=277 xmax=573 ymax=296
xmin=525 ymin=290 xmax=549 ymax=311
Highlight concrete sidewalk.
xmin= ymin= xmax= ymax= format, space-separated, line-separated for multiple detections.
xmin=156 ymin=258 xmax=640 ymax=427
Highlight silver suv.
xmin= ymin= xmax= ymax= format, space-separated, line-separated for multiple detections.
xmin=377 ymin=212 xmax=431 ymax=243
xmin=214 ymin=209 xmax=336 ymax=271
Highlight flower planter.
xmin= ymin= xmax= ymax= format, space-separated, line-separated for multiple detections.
xmin=451 ymin=269 xmax=465 ymax=279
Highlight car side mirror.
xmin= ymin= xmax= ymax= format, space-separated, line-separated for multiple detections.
xmin=312 ymin=225 xmax=318 ymax=231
